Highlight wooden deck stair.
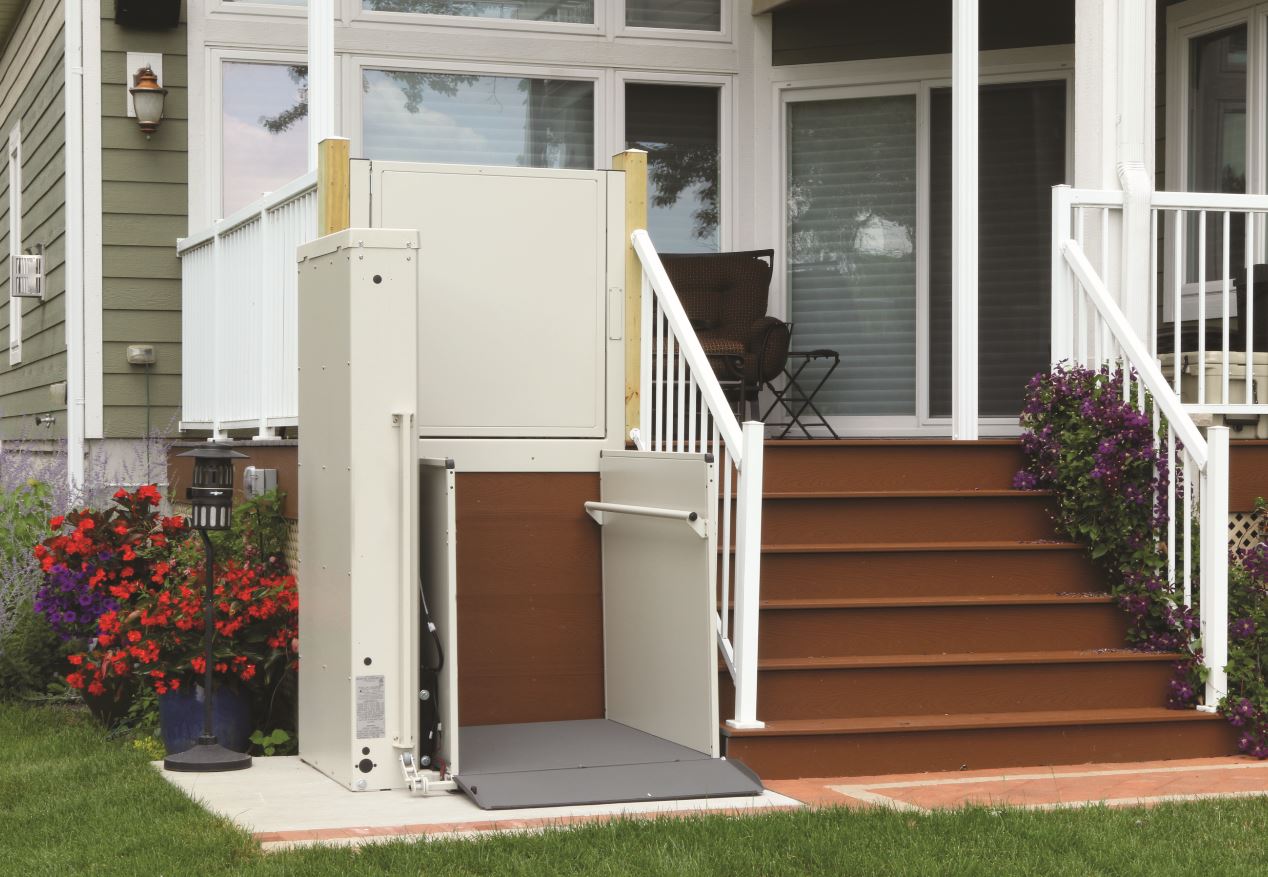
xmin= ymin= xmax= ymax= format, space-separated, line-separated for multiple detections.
xmin=721 ymin=439 xmax=1237 ymax=779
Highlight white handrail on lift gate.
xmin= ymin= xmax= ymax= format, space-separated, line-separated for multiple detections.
xmin=584 ymin=501 xmax=707 ymax=538
xmin=629 ymin=229 xmax=765 ymax=730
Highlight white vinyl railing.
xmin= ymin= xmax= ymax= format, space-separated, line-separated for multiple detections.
xmin=1052 ymin=185 xmax=1242 ymax=708
xmin=177 ymin=172 xmax=319 ymax=437
xmin=630 ymin=229 xmax=765 ymax=730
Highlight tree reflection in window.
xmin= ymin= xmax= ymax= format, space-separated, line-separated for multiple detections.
xmin=625 ymin=83 xmax=720 ymax=252
xmin=362 ymin=0 xmax=593 ymax=23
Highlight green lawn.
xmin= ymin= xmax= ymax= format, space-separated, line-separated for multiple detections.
xmin=3 ymin=702 xmax=1268 ymax=877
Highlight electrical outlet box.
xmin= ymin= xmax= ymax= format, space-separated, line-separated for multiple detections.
xmin=243 ymin=466 xmax=277 ymax=499
xmin=126 ymin=344 xmax=156 ymax=365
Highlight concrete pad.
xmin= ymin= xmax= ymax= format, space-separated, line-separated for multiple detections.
xmin=156 ymin=756 xmax=800 ymax=850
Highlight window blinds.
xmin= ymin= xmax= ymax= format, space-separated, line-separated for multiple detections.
xmin=787 ymin=95 xmax=918 ymax=417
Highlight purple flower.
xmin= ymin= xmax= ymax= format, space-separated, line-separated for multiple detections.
xmin=1012 ymin=470 xmax=1038 ymax=491
xmin=1231 ymin=618 xmax=1257 ymax=641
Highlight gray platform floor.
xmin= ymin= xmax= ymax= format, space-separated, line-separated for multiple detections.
xmin=455 ymin=719 xmax=764 ymax=810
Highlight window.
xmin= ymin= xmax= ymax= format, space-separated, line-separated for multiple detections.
xmin=625 ymin=0 xmax=720 ymax=31
xmin=362 ymin=0 xmax=593 ymax=23
xmin=221 ymin=61 xmax=309 ymax=216
xmin=783 ymin=77 xmax=1069 ymax=426
xmin=361 ymin=69 xmax=594 ymax=168
xmin=928 ymin=81 xmax=1067 ymax=418
xmin=1186 ymin=24 xmax=1248 ymax=284
xmin=786 ymin=94 xmax=918 ymax=417
xmin=7 ymin=124 xmax=20 ymax=366
xmin=625 ymin=83 xmax=720 ymax=252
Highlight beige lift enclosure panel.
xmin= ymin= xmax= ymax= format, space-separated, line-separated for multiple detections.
xmin=297 ymin=229 xmax=422 ymax=791
xmin=365 ymin=161 xmax=626 ymax=471
xmin=596 ymin=450 xmax=720 ymax=757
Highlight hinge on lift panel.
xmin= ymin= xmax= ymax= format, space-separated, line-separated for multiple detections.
xmin=399 ymin=751 xmax=457 ymax=796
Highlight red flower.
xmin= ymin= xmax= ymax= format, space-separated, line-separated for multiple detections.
xmin=87 ymin=681 xmax=105 ymax=696
xmin=65 ymin=672 xmax=85 ymax=689
xmin=49 ymin=515 xmax=64 ymax=529
xmin=114 ymin=488 xmax=129 ymax=500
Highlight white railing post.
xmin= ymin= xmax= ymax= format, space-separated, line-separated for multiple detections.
xmin=636 ymin=269 xmax=651 ymax=450
xmin=256 ymin=203 xmax=272 ymax=439
xmin=951 ymin=0 xmax=979 ymax=440
xmin=1051 ymin=185 xmax=1074 ymax=364
xmin=1200 ymin=425 xmax=1230 ymax=711
xmin=727 ymin=420 xmax=765 ymax=730
xmin=210 ymin=231 xmax=225 ymax=440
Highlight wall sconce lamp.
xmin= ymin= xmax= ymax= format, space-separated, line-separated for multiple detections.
xmin=129 ymin=65 xmax=168 ymax=137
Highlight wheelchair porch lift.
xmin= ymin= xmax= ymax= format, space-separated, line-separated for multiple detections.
xmin=296 ymin=163 xmax=761 ymax=809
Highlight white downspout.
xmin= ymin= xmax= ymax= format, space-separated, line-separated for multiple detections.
xmin=64 ymin=0 xmax=86 ymax=492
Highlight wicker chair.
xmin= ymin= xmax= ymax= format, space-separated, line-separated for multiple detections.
xmin=660 ymin=249 xmax=791 ymax=420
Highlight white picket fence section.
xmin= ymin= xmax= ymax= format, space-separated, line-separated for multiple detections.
xmin=177 ymin=172 xmax=318 ymax=437
xmin=1048 ymin=184 xmax=1268 ymax=709
xmin=629 ymin=229 xmax=765 ymax=730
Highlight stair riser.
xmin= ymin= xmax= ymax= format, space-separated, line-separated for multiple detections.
xmin=720 ymin=661 xmax=1176 ymax=720
xmin=763 ymin=444 xmax=1026 ymax=493
xmin=759 ymin=550 xmax=1107 ymax=600
xmin=759 ymin=605 xmax=1128 ymax=658
xmin=748 ymin=496 xmax=1057 ymax=545
xmin=724 ymin=719 xmax=1238 ymax=779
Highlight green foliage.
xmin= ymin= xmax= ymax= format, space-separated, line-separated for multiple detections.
xmin=249 ymin=727 xmax=294 ymax=756
xmin=14 ymin=701 xmax=1268 ymax=876
xmin=0 ymin=479 xmax=51 ymax=566
xmin=0 ymin=598 xmax=67 ymax=698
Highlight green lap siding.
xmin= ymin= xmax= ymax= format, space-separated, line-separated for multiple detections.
xmin=100 ymin=0 xmax=187 ymax=439
xmin=0 ymin=0 xmax=66 ymax=440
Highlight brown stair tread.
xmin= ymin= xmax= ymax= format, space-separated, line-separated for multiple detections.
xmin=748 ymin=541 xmax=1085 ymax=554
xmin=759 ymin=489 xmax=1052 ymax=500
xmin=722 ymin=707 xmax=1224 ymax=737
xmin=755 ymin=649 xmax=1183 ymax=671
xmin=758 ymin=594 xmax=1114 ymax=610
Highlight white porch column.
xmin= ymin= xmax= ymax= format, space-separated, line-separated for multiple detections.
xmin=951 ymin=0 xmax=979 ymax=440
xmin=1074 ymin=0 xmax=1155 ymax=339
xmin=308 ymin=0 xmax=337 ymax=171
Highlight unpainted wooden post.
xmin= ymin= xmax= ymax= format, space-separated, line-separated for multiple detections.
xmin=612 ymin=149 xmax=648 ymax=443
xmin=318 ymin=137 xmax=351 ymax=237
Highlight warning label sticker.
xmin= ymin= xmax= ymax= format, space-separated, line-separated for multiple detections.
xmin=355 ymin=675 xmax=386 ymax=739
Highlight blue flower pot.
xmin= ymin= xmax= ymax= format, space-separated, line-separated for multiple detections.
xmin=159 ymin=685 xmax=252 ymax=755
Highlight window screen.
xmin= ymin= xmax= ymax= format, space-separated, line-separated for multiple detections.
xmin=928 ymin=80 xmax=1067 ymax=418
xmin=362 ymin=70 xmax=594 ymax=169
xmin=625 ymin=83 xmax=720 ymax=253
xmin=786 ymin=95 xmax=918 ymax=417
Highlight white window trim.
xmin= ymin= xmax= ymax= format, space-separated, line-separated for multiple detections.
xmin=8 ymin=123 xmax=20 ymax=366
xmin=612 ymin=70 xmax=735 ymax=251
xmin=208 ymin=0 xmax=308 ymax=20
xmin=771 ymin=51 xmax=1074 ymax=435
xmin=207 ymin=47 xmax=324 ymax=221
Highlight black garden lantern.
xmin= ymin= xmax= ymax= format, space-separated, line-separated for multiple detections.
xmin=164 ymin=444 xmax=251 ymax=773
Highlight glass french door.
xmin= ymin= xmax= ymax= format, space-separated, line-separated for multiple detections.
xmin=784 ymin=79 xmax=1068 ymax=433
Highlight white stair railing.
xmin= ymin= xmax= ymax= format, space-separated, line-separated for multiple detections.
xmin=177 ymin=172 xmax=319 ymax=437
xmin=1054 ymin=231 xmax=1229 ymax=709
xmin=630 ymin=229 xmax=765 ymax=730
